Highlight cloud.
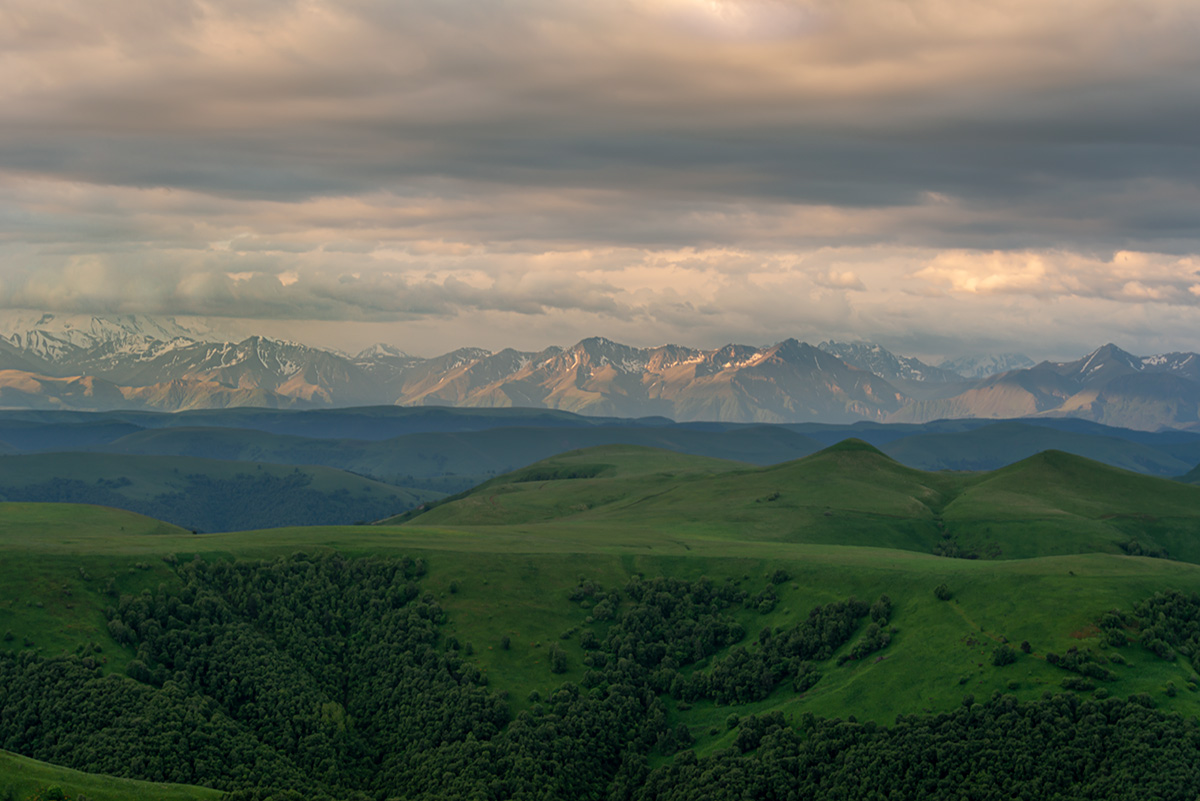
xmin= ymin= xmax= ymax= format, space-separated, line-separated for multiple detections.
xmin=0 ymin=0 xmax=1198 ymax=358
xmin=913 ymin=250 xmax=1200 ymax=306
xmin=815 ymin=270 xmax=867 ymax=291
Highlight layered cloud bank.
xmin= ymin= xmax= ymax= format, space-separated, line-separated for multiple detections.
xmin=1 ymin=0 xmax=1198 ymax=357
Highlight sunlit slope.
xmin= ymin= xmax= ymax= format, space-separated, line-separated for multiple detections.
xmin=403 ymin=440 xmax=1200 ymax=561
xmin=0 ymin=749 xmax=220 ymax=801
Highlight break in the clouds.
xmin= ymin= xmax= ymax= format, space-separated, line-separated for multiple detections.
xmin=1 ymin=0 xmax=1199 ymax=358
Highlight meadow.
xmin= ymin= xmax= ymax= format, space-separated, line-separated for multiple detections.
xmin=2 ymin=440 xmax=1200 ymax=798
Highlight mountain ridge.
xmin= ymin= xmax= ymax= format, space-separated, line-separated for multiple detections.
xmin=0 ymin=314 xmax=1195 ymax=429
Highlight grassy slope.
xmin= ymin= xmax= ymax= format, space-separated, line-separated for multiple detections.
xmin=945 ymin=450 xmax=1200 ymax=561
xmin=1 ymin=501 xmax=1197 ymax=728
xmin=4 ymin=441 xmax=1200 ymax=784
xmin=408 ymin=441 xmax=1200 ymax=561
xmin=0 ymin=749 xmax=219 ymax=801
xmin=0 ymin=504 xmax=187 ymax=662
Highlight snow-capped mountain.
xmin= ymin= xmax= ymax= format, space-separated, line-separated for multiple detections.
xmin=818 ymin=341 xmax=962 ymax=384
xmin=0 ymin=312 xmax=211 ymax=360
xmin=896 ymin=343 xmax=1200 ymax=430
xmin=938 ymin=352 xmax=1035 ymax=379
xmin=1142 ymin=352 xmax=1200 ymax=382
xmin=0 ymin=313 xmax=1193 ymax=429
xmin=1048 ymin=343 xmax=1146 ymax=386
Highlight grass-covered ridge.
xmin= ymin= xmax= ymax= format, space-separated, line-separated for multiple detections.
xmin=401 ymin=441 xmax=1200 ymax=562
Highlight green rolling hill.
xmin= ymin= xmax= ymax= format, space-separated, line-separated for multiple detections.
xmin=3 ymin=443 xmax=1200 ymax=799
xmin=401 ymin=440 xmax=1200 ymax=563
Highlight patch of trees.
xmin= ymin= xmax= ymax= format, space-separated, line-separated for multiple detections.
xmin=1094 ymin=590 xmax=1200 ymax=667
xmin=637 ymin=693 xmax=1200 ymax=801
xmin=1119 ymin=539 xmax=1170 ymax=559
xmin=571 ymin=575 xmax=748 ymax=693
xmin=1045 ymin=647 xmax=1117 ymax=682
xmin=569 ymin=577 xmax=892 ymax=706
xmin=511 ymin=464 xmax=606 ymax=482
xmin=700 ymin=597 xmax=890 ymax=704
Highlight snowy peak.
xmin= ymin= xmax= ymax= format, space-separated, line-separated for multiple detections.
xmin=819 ymin=341 xmax=961 ymax=383
xmin=1140 ymin=351 xmax=1200 ymax=382
xmin=355 ymin=343 xmax=410 ymax=360
xmin=1054 ymin=343 xmax=1145 ymax=385
xmin=0 ymin=316 xmax=1192 ymax=429
xmin=0 ymin=312 xmax=206 ymax=352
xmin=569 ymin=337 xmax=650 ymax=373
xmin=939 ymin=353 xmax=1035 ymax=379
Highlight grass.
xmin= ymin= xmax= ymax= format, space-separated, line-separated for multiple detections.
xmin=403 ymin=442 xmax=1200 ymax=562
xmin=2 ymin=440 xmax=1200 ymax=788
xmin=0 ymin=749 xmax=220 ymax=801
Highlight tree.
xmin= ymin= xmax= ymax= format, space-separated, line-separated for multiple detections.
xmin=549 ymin=643 xmax=568 ymax=674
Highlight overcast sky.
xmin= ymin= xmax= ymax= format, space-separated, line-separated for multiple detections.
xmin=2 ymin=0 xmax=1199 ymax=359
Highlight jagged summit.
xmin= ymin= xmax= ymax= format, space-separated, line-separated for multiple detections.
xmin=0 ymin=316 xmax=1191 ymax=430
xmin=939 ymin=352 xmax=1035 ymax=379
xmin=1052 ymin=343 xmax=1145 ymax=385
xmin=820 ymin=341 xmax=962 ymax=384
xmin=355 ymin=343 xmax=410 ymax=360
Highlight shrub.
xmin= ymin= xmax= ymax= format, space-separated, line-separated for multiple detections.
xmin=934 ymin=583 xmax=951 ymax=601
xmin=992 ymin=645 xmax=1017 ymax=667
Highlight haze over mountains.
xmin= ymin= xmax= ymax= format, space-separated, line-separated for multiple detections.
xmin=0 ymin=313 xmax=1196 ymax=431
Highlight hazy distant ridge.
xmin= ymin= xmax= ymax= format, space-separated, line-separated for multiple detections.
xmin=0 ymin=315 xmax=1194 ymax=430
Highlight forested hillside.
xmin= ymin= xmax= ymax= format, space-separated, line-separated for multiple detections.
xmin=5 ymin=546 xmax=1200 ymax=800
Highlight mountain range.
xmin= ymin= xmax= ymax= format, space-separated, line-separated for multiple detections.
xmin=0 ymin=313 xmax=1195 ymax=430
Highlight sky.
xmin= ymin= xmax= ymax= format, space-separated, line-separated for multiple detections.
xmin=2 ymin=0 xmax=1199 ymax=360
